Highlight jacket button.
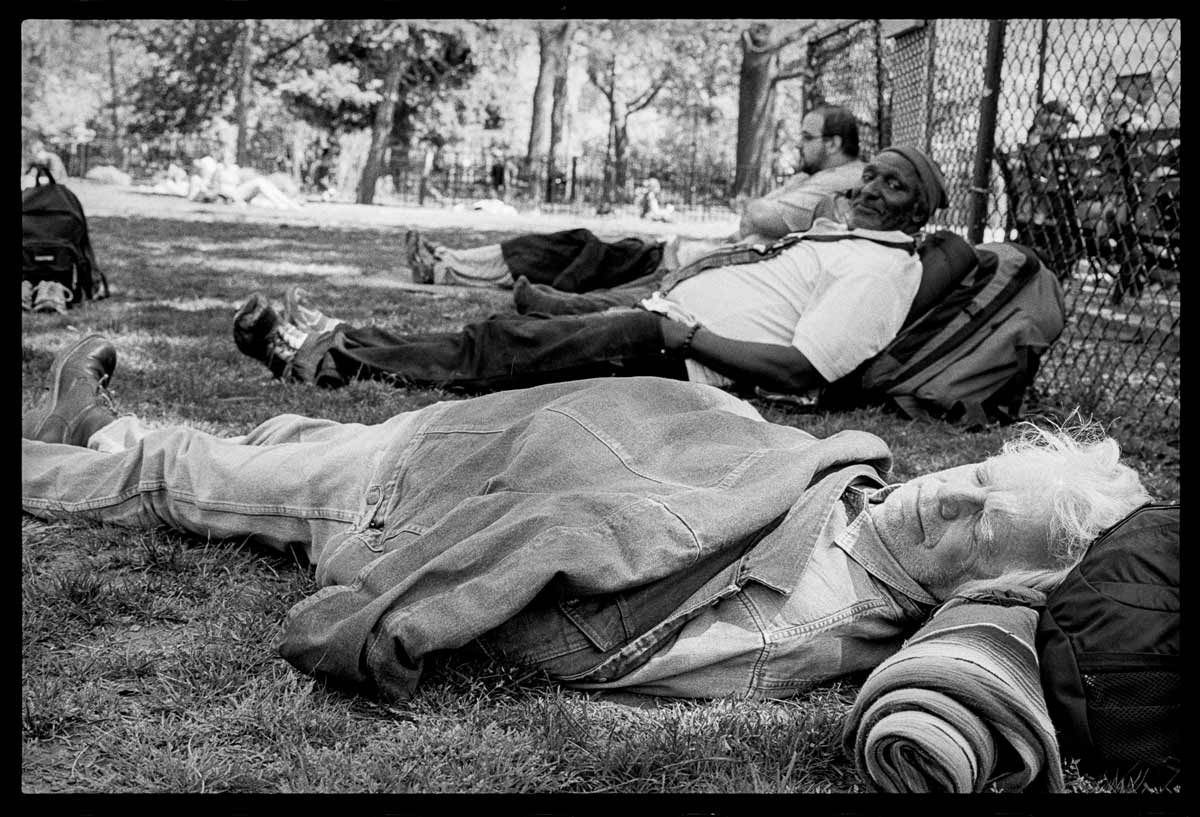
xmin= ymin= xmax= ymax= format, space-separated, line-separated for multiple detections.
xmin=366 ymin=486 xmax=381 ymax=505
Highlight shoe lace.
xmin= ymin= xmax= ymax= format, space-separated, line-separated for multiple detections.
xmin=268 ymin=321 xmax=309 ymax=361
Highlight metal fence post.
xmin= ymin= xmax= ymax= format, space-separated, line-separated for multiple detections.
xmin=968 ymin=19 xmax=1006 ymax=245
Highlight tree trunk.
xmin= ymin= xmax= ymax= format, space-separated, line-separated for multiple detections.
xmin=357 ymin=43 xmax=405 ymax=205
xmin=733 ymin=24 xmax=780 ymax=198
xmin=525 ymin=24 xmax=556 ymax=173
xmin=106 ymin=31 xmax=125 ymax=170
xmin=545 ymin=21 xmax=574 ymax=202
xmin=234 ymin=19 xmax=256 ymax=166
xmin=611 ymin=99 xmax=630 ymax=193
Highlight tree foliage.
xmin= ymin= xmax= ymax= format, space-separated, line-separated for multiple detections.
xmin=583 ymin=19 xmax=714 ymax=195
xmin=22 ymin=18 xmax=843 ymax=207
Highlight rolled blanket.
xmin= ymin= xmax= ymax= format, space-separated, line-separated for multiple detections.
xmin=842 ymin=598 xmax=1064 ymax=793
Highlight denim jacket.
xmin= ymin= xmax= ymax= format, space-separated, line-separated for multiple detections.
xmin=278 ymin=377 xmax=894 ymax=701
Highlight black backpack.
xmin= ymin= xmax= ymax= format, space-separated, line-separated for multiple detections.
xmin=1036 ymin=503 xmax=1180 ymax=781
xmin=819 ymin=240 xmax=1066 ymax=426
xmin=22 ymin=163 xmax=107 ymax=306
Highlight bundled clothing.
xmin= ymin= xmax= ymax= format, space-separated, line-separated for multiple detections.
xmin=842 ymin=594 xmax=1063 ymax=793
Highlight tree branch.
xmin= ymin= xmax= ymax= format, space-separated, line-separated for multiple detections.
xmin=586 ymin=61 xmax=614 ymax=104
xmin=629 ymin=70 xmax=672 ymax=113
xmin=742 ymin=21 xmax=817 ymax=54
xmin=771 ymin=22 xmax=817 ymax=51
xmin=258 ymin=22 xmax=322 ymax=66
xmin=772 ymin=60 xmax=813 ymax=85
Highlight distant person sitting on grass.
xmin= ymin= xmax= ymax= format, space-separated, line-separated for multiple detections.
xmin=233 ymin=145 xmax=944 ymax=401
xmin=146 ymin=162 xmax=191 ymax=197
xmin=637 ymin=177 xmax=675 ymax=222
xmin=403 ymin=105 xmax=866 ymax=290
xmin=22 ymin=334 xmax=1149 ymax=702
xmin=188 ymin=155 xmax=302 ymax=211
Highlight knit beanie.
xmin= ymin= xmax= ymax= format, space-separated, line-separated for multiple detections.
xmin=878 ymin=145 xmax=949 ymax=211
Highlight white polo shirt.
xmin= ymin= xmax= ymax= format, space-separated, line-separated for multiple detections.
xmin=667 ymin=219 xmax=922 ymax=387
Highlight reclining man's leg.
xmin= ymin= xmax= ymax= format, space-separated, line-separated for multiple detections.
xmin=322 ymin=309 xmax=686 ymax=392
xmin=406 ymin=228 xmax=666 ymax=293
xmin=22 ymin=335 xmax=430 ymax=563
xmin=235 ymin=294 xmax=686 ymax=392
xmin=512 ymin=274 xmax=659 ymax=316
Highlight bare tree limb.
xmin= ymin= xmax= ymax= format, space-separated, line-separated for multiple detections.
xmin=742 ymin=21 xmax=817 ymax=55
xmin=770 ymin=22 xmax=817 ymax=51
xmin=258 ymin=22 xmax=322 ymax=66
xmin=586 ymin=60 xmax=614 ymax=104
xmin=629 ymin=70 xmax=672 ymax=112
xmin=772 ymin=60 xmax=814 ymax=85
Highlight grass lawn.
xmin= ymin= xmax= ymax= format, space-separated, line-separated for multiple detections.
xmin=21 ymin=187 xmax=1180 ymax=795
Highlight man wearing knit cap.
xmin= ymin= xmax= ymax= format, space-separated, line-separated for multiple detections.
xmin=234 ymin=145 xmax=948 ymax=399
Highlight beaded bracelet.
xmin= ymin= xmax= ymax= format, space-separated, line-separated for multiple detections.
xmin=680 ymin=323 xmax=702 ymax=357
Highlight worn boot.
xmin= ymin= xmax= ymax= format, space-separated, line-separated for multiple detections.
xmin=22 ymin=333 xmax=118 ymax=446
xmin=233 ymin=292 xmax=309 ymax=378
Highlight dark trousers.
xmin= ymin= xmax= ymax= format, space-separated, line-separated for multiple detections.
xmin=513 ymin=273 xmax=660 ymax=316
xmin=322 ymin=309 xmax=687 ymax=393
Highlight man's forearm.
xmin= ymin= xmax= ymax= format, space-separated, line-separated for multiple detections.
xmin=737 ymin=198 xmax=794 ymax=241
xmin=660 ymin=319 xmax=824 ymax=394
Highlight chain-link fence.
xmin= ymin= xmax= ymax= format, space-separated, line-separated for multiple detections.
xmin=883 ymin=18 xmax=1179 ymax=441
xmin=805 ymin=20 xmax=891 ymax=156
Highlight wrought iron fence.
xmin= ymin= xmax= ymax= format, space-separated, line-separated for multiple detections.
xmin=885 ymin=18 xmax=1180 ymax=441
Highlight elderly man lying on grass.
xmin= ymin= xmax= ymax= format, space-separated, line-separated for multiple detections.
xmin=231 ymin=144 xmax=945 ymax=398
xmin=24 ymin=334 xmax=1148 ymax=706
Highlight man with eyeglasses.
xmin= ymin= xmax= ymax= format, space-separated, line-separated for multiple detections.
xmin=397 ymin=105 xmax=867 ymax=294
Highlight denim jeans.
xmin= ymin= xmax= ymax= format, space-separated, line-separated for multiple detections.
xmin=323 ymin=308 xmax=687 ymax=392
xmin=21 ymin=409 xmax=432 ymax=563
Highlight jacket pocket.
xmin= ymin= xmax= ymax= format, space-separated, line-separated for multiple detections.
xmin=314 ymin=528 xmax=387 ymax=587
xmin=474 ymin=592 xmax=632 ymax=676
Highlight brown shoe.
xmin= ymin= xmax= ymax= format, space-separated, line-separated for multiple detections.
xmin=22 ymin=334 xmax=118 ymax=446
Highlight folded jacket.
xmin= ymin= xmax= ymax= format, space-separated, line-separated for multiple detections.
xmin=841 ymin=597 xmax=1064 ymax=793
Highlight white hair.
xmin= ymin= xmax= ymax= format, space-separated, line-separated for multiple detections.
xmin=953 ymin=419 xmax=1151 ymax=598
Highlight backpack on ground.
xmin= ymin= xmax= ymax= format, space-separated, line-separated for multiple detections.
xmin=1035 ymin=503 xmax=1180 ymax=781
xmin=819 ymin=239 xmax=1066 ymax=426
xmin=22 ymin=163 xmax=108 ymax=307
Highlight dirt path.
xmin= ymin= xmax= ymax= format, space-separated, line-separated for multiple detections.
xmin=69 ymin=179 xmax=740 ymax=242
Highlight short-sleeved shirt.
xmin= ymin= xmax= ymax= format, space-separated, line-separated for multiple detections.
xmin=668 ymin=218 xmax=922 ymax=387
xmin=758 ymin=160 xmax=867 ymax=234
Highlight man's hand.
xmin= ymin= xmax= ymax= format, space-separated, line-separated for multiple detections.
xmin=640 ymin=292 xmax=699 ymax=326
xmin=655 ymin=314 xmax=825 ymax=394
